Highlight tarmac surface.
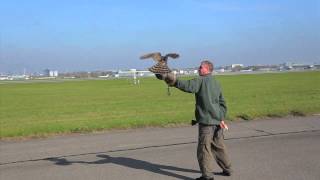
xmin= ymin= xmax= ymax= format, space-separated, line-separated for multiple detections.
xmin=0 ymin=115 xmax=319 ymax=180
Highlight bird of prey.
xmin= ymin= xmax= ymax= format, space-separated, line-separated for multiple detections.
xmin=140 ymin=52 xmax=179 ymax=73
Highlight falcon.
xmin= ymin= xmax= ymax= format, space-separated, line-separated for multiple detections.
xmin=140 ymin=52 xmax=179 ymax=73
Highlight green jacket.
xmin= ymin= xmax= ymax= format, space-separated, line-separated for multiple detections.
xmin=175 ymin=74 xmax=227 ymax=125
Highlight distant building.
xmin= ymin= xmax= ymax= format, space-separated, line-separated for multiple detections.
xmin=116 ymin=69 xmax=153 ymax=78
xmin=215 ymin=67 xmax=225 ymax=73
xmin=231 ymin=64 xmax=244 ymax=68
xmin=44 ymin=69 xmax=58 ymax=77
xmin=50 ymin=70 xmax=58 ymax=77
xmin=291 ymin=64 xmax=312 ymax=70
xmin=0 ymin=75 xmax=9 ymax=80
xmin=231 ymin=64 xmax=244 ymax=72
xmin=281 ymin=62 xmax=314 ymax=71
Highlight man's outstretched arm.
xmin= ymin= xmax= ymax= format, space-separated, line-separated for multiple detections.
xmin=156 ymin=73 xmax=201 ymax=93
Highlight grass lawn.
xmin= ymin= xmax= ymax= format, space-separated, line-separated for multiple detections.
xmin=0 ymin=71 xmax=319 ymax=138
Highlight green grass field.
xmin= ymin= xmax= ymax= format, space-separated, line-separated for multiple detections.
xmin=1 ymin=71 xmax=319 ymax=138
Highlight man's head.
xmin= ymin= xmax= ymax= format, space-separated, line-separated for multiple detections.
xmin=198 ymin=60 xmax=213 ymax=76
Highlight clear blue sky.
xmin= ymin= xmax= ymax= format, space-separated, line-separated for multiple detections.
xmin=0 ymin=0 xmax=319 ymax=73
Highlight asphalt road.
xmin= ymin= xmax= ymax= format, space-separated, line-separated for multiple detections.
xmin=1 ymin=116 xmax=319 ymax=180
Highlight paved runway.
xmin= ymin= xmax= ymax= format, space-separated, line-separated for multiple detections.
xmin=1 ymin=116 xmax=319 ymax=180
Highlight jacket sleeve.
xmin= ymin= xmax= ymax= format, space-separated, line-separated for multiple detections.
xmin=219 ymin=92 xmax=227 ymax=119
xmin=175 ymin=78 xmax=202 ymax=93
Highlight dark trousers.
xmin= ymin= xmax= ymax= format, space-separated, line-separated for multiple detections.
xmin=197 ymin=124 xmax=232 ymax=178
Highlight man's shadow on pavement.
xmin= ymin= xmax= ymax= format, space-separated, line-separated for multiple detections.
xmin=46 ymin=154 xmax=199 ymax=180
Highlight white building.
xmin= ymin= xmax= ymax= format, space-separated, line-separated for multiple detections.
xmin=44 ymin=69 xmax=58 ymax=77
xmin=49 ymin=70 xmax=58 ymax=77
xmin=231 ymin=64 xmax=244 ymax=68
xmin=0 ymin=75 xmax=9 ymax=80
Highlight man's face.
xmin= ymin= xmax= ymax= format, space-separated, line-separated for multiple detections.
xmin=198 ymin=63 xmax=209 ymax=76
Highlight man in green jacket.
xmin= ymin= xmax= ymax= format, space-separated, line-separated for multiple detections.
xmin=157 ymin=60 xmax=232 ymax=180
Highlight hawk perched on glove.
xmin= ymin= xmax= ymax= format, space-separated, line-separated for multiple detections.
xmin=140 ymin=52 xmax=179 ymax=73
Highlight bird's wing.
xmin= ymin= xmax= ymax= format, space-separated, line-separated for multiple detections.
xmin=140 ymin=52 xmax=162 ymax=62
xmin=164 ymin=53 xmax=179 ymax=59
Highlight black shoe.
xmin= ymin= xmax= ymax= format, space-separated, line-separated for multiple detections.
xmin=222 ymin=170 xmax=232 ymax=176
xmin=195 ymin=176 xmax=214 ymax=180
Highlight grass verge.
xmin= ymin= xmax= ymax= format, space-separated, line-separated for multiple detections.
xmin=0 ymin=71 xmax=319 ymax=138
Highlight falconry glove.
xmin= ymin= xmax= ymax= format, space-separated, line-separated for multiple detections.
xmin=155 ymin=73 xmax=164 ymax=80
xmin=163 ymin=73 xmax=176 ymax=87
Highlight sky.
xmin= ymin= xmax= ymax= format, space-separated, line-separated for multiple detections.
xmin=0 ymin=0 xmax=319 ymax=73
